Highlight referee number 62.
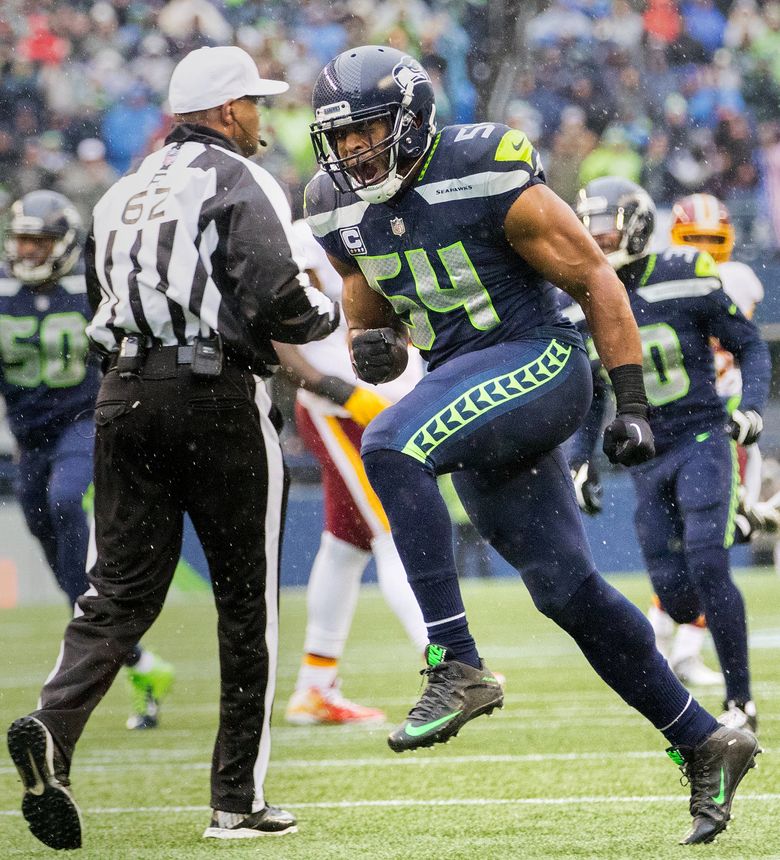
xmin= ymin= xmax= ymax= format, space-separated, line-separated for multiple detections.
xmin=121 ymin=187 xmax=171 ymax=225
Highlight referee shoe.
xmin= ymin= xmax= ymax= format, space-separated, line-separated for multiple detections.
xmin=203 ymin=806 xmax=298 ymax=838
xmin=388 ymin=644 xmax=503 ymax=753
xmin=7 ymin=716 xmax=82 ymax=850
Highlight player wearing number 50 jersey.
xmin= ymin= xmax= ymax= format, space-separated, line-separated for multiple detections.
xmin=305 ymin=45 xmax=759 ymax=845
xmin=0 ymin=190 xmax=173 ymax=730
xmin=571 ymin=177 xmax=771 ymax=735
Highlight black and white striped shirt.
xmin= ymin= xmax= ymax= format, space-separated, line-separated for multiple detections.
xmin=85 ymin=124 xmax=336 ymax=372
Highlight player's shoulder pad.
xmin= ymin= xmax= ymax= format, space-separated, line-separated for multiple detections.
xmin=0 ymin=275 xmax=22 ymax=297
xmin=304 ymin=170 xmax=369 ymax=241
xmin=438 ymin=123 xmax=543 ymax=176
xmin=59 ymin=274 xmax=87 ymax=294
xmin=637 ymin=247 xmax=721 ymax=303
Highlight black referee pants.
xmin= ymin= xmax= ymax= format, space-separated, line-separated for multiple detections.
xmin=33 ymin=363 xmax=288 ymax=814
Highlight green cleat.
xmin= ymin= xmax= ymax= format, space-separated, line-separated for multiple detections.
xmin=126 ymin=652 xmax=175 ymax=730
xmin=669 ymin=725 xmax=761 ymax=845
xmin=388 ymin=644 xmax=503 ymax=753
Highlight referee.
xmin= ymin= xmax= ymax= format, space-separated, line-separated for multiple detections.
xmin=7 ymin=46 xmax=338 ymax=850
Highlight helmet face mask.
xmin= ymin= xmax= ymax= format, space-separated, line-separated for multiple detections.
xmin=311 ymin=46 xmax=436 ymax=204
xmin=575 ymin=177 xmax=656 ymax=270
xmin=5 ymin=191 xmax=82 ymax=285
xmin=670 ymin=193 xmax=734 ymax=263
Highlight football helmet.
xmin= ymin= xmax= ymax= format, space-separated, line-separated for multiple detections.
xmin=310 ymin=45 xmax=436 ymax=204
xmin=670 ymin=193 xmax=734 ymax=263
xmin=5 ymin=190 xmax=82 ymax=284
xmin=575 ymin=177 xmax=656 ymax=270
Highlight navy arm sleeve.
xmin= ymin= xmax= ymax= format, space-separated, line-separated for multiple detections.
xmin=703 ymin=291 xmax=771 ymax=414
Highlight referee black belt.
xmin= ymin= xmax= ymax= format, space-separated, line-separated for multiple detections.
xmin=106 ymin=344 xmax=194 ymax=378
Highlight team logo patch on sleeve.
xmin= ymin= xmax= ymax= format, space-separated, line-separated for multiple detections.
xmin=340 ymin=226 xmax=367 ymax=256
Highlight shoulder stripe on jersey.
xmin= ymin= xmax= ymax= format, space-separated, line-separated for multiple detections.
xmin=414 ymin=169 xmax=531 ymax=205
xmin=59 ymin=275 xmax=87 ymax=294
xmin=636 ymin=277 xmax=721 ymax=303
xmin=307 ymin=199 xmax=371 ymax=238
xmin=0 ymin=278 xmax=22 ymax=296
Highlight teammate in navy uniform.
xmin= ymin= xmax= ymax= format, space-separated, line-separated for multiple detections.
xmin=305 ymin=46 xmax=759 ymax=844
xmin=0 ymin=190 xmax=173 ymax=729
xmin=570 ymin=177 xmax=770 ymax=736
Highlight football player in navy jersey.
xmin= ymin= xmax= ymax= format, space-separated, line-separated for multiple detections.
xmin=1 ymin=190 xmax=173 ymax=730
xmin=570 ymin=177 xmax=771 ymax=737
xmin=304 ymin=46 xmax=759 ymax=844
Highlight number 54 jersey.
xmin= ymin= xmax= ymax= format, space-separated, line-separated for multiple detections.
xmin=304 ymin=123 xmax=575 ymax=371
xmin=595 ymin=248 xmax=769 ymax=454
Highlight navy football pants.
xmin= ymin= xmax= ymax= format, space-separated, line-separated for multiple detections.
xmin=15 ymin=419 xmax=93 ymax=605
xmin=632 ymin=432 xmax=750 ymax=701
xmin=362 ymin=334 xmax=717 ymax=744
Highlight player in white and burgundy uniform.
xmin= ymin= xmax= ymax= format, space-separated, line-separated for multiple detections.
xmin=278 ymin=219 xmax=427 ymax=725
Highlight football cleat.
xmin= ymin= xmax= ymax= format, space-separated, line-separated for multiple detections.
xmin=718 ymin=699 xmax=758 ymax=734
xmin=203 ymin=805 xmax=297 ymax=838
xmin=285 ymin=682 xmax=386 ymax=725
xmin=387 ymin=644 xmax=503 ymax=753
xmin=668 ymin=725 xmax=760 ymax=845
xmin=126 ymin=652 xmax=175 ymax=730
xmin=672 ymin=656 xmax=724 ymax=688
xmin=7 ymin=716 xmax=82 ymax=850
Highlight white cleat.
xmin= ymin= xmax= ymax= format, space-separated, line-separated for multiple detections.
xmin=672 ymin=656 xmax=724 ymax=688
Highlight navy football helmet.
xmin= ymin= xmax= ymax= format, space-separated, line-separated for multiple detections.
xmin=5 ymin=190 xmax=82 ymax=284
xmin=310 ymin=45 xmax=437 ymax=204
xmin=575 ymin=177 xmax=655 ymax=270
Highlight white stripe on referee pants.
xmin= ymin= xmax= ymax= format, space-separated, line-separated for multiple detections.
xmin=251 ymin=378 xmax=285 ymax=812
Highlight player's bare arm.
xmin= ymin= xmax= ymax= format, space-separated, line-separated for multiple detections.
xmin=328 ymin=252 xmax=408 ymax=384
xmin=504 ymin=183 xmax=643 ymax=371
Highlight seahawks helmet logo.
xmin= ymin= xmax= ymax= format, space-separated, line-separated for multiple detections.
xmin=393 ymin=61 xmax=431 ymax=103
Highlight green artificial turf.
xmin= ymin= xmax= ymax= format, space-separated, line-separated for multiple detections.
xmin=1 ymin=571 xmax=778 ymax=859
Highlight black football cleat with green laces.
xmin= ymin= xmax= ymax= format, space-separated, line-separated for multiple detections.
xmin=387 ymin=644 xmax=504 ymax=753
xmin=668 ymin=724 xmax=761 ymax=845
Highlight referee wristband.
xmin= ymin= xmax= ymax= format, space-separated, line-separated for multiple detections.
xmin=608 ymin=364 xmax=648 ymax=418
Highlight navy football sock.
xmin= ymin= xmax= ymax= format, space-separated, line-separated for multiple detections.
xmin=362 ymin=449 xmax=480 ymax=668
xmin=687 ymin=545 xmax=750 ymax=703
xmin=554 ymin=573 xmax=718 ymax=748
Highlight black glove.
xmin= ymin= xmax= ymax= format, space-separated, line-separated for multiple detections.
xmin=603 ymin=413 xmax=655 ymax=465
xmin=603 ymin=364 xmax=656 ymax=466
xmin=727 ymin=408 xmax=763 ymax=446
xmin=351 ymin=327 xmax=408 ymax=384
xmin=570 ymin=460 xmax=603 ymax=515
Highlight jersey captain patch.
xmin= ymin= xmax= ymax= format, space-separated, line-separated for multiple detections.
xmin=340 ymin=225 xmax=366 ymax=256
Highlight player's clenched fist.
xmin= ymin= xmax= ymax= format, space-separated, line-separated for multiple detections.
xmin=351 ymin=327 xmax=408 ymax=384
xmin=603 ymin=413 xmax=655 ymax=466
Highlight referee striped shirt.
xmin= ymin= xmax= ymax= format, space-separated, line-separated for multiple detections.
xmin=85 ymin=124 xmax=336 ymax=372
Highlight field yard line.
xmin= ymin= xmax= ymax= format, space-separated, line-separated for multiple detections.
xmin=0 ymin=748 xmax=766 ymax=775
xmin=2 ymin=793 xmax=780 ymax=817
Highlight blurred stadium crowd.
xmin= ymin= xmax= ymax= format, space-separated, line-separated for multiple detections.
xmin=1 ymin=0 xmax=780 ymax=249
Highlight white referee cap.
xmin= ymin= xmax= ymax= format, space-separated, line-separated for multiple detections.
xmin=168 ymin=46 xmax=289 ymax=114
